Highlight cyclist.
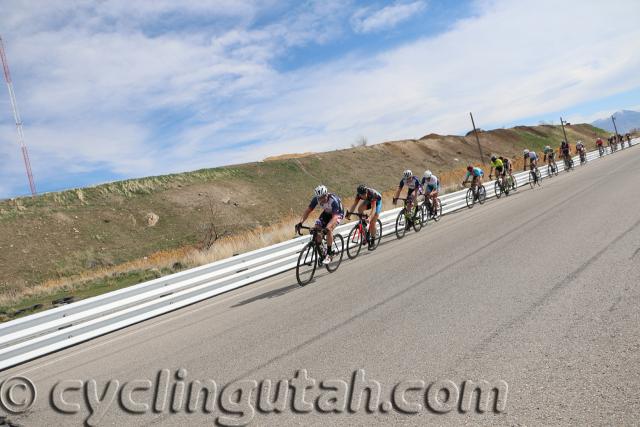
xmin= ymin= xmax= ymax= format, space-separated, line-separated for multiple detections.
xmin=393 ymin=169 xmax=422 ymax=227
xmin=596 ymin=137 xmax=604 ymax=155
xmin=462 ymin=165 xmax=484 ymax=200
xmin=295 ymin=185 xmax=344 ymax=264
xmin=543 ymin=145 xmax=556 ymax=172
xmin=421 ymin=170 xmax=441 ymax=216
xmin=625 ymin=133 xmax=631 ymax=147
xmin=522 ymin=149 xmax=538 ymax=171
xmin=499 ymin=156 xmax=516 ymax=189
xmin=488 ymin=155 xmax=506 ymax=188
xmin=346 ymin=184 xmax=382 ymax=249
xmin=576 ymin=140 xmax=586 ymax=162
xmin=560 ymin=140 xmax=571 ymax=165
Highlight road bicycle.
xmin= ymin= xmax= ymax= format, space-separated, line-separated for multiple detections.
xmin=579 ymin=150 xmax=587 ymax=166
xmin=528 ymin=166 xmax=542 ymax=188
xmin=598 ymin=145 xmax=605 ymax=157
xmin=546 ymin=157 xmax=559 ymax=177
xmin=492 ymin=174 xmax=510 ymax=198
xmin=505 ymin=171 xmax=518 ymax=191
xmin=394 ymin=197 xmax=422 ymax=239
xmin=295 ymin=225 xmax=344 ymax=286
xmin=562 ymin=153 xmax=574 ymax=171
xmin=420 ymin=195 xmax=442 ymax=225
xmin=345 ymin=211 xmax=382 ymax=259
xmin=464 ymin=183 xmax=486 ymax=208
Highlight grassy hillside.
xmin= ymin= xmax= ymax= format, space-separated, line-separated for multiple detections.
xmin=0 ymin=123 xmax=608 ymax=318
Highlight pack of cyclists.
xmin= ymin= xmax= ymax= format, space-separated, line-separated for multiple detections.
xmin=295 ymin=133 xmax=633 ymax=264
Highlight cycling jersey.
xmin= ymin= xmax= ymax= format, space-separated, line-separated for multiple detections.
xmin=421 ymin=175 xmax=440 ymax=191
xmin=596 ymin=138 xmax=603 ymax=146
xmin=543 ymin=147 xmax=554 ymax=155
xmin=356 ymin=188 xmax=382 ymax=203
xmin=399 ymin=176 xmax=421 ymax=191
xmin=309 ymin=193 xmax=344 ymax=215
xmin=561 ymin=143 xmax=570 ymax=154
xmin=576 ymin=143 xmax=584 ymax=151
xmin=465 ymin=167 xmax=484 ymax=179
xmin=490 ymin=158 xmax=504 ymax=169
xmin=528 ymin=152 xmax=538 ymax=161
xmin=501 ymin=158 xmax=512 ymax=169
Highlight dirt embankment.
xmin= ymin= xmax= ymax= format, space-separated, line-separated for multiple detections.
xmin=0 ymin=123 xmax=606 ymax=308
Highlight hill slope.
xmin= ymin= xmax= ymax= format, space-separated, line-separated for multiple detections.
xmin=591 ymin=109 xmax=640 ymax=133
xmin=0 ymin=123 xmax=607 ymax=313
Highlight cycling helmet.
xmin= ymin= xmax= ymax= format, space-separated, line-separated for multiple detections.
xmin=545 ymin=145 xmax=550 ymax=151
xmin=467 ymin=165 xmax=473 ymax=172
xmin=490 ymin=155 xmax=497 ymax=162
xmin=523 ymin=149 xmax=529 ymax=156
xmin=423 ymin=170 xmax=432 ymax=179
xmin=357 ymin=184 xmax=366 ymax=195
xmin=314 ymin=184 xmax=328 ymax=198
xmin=403 ymin=169 xmax=412 ymax=179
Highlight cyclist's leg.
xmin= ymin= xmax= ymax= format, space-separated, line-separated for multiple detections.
xmin=369 ymin=200 xmax=381 ymax=237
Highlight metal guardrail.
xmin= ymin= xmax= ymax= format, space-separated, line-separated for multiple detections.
xmin=0 ymin=138 xmax=637 ymax=371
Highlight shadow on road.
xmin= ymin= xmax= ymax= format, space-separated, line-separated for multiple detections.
xmin=231 ymin=283 xmax=300 ymax=307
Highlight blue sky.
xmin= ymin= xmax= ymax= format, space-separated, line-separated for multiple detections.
xmin=1 ymin=0 xmax=640 ymax=198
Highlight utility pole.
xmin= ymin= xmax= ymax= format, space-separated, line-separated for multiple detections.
xmin=0 ymin=35 xmax=37 ymax=196
xmin=560 ymin=116 xmax=570 ymax=145
xmin=469 ymin=112 xmax=486 ymax=165
xmin=611 ymin=115 xmax=619 ymax=137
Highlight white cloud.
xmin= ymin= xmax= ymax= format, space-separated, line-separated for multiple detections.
xmin=2 ymin=0 xmax=640 ymax=198
xmin=351 ymin=1 xmax=427 ymax=34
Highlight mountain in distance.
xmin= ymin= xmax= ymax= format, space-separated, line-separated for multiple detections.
xmin=591 ymin=110 xmax=640 ymax=134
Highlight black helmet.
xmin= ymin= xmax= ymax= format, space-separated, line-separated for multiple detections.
xmin=357 ymin=184 xmax=366 ymax=195
xmin=491 ymin=155 xmax=497 ymax=162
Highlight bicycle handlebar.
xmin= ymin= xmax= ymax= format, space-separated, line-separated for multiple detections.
xmin=346 ymin=211 xmax=369 ymax=219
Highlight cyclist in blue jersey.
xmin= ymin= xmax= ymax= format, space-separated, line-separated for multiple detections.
xmin=295 ymin=185 xmax=344 ymax=264
xmin=462 ymin=165 xmax=484 ymax=200
xmin=346 ymin=184 xmax=382 ymax=249
xmin=393 ymin=169 xmax=422 ymax=226
xmin=522 ymin=149 xmax=538 ymax=171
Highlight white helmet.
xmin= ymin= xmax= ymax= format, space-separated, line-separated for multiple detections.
xmin=403 ymin=169 xmax=412 ymax=179
xmin=545 ymin=145 xmax=550 ymax=150
xmin=523 ymin=149 xmax=529 ymax=156
xmin=314 ymin=184 xmax=328 ymax=198
xmin=423 ymin=170 xmax=432 ymax=179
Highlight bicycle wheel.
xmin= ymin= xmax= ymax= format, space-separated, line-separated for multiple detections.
xmin=547 ymin=164 xmax=553 ymax=177
xmin=432 ymin=198 xmax=442 ymax=221
xmin=420 ymin=203 xmax=429 ymax=226
xmin=528 ymin=170 xmax=535 ymax=188
xmin=296 ymin=243 xmax=317 ymax=286
xmin=535 ymin=168 xmax=542 ymax=184
xmin=346 ymin=224 xmax=363 ymax=260
xmin=395 ymin=209 xmax=407 ymax=239
xmin=552 ymin=161 xmax=558 ymax=176
xmin=412 ymin=206 xmax=423 ymax=232
xmin=509 ymin=174 xmax=518 ymax=191
xmin=370 ymin=219 xmax=383 ymax=250
xmin=325 ymin=234 xmax=344 ymax=272
xmin=494 ymin=180 xmax=502 ymax=199
xmin=466 ymin=188 xmax=474 ymax=208
xmin=477 ymin=185 xmax=487 ymax=204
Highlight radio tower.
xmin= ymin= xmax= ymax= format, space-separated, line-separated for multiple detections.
xmin=0 ymin=35 xmax=37 ymax=196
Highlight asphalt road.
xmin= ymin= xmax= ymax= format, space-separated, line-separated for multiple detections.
xmin=2 ymin=147 xmax=640 ymax=426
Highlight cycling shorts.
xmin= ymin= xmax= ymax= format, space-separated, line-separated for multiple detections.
xmin=316 ymin=211 xmax=343 ymax=228
xmin=365 ymin=199 xmax=382 ymax=215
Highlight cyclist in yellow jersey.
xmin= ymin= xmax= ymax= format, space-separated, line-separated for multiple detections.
xmin=488 ymin=155 xmax=504 ymax=180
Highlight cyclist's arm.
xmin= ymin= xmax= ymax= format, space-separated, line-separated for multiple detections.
xmin=347 ymin=196 xmax=359 ymax=216
xmin=299 ymin=206 xmax=313 ymax=225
